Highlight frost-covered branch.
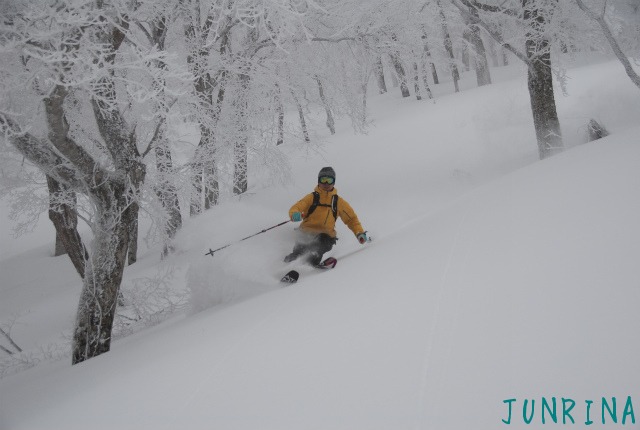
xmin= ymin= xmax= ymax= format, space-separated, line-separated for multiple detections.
xmin=452 ymin=0 xmax=531 ymax=66
xmin=575 ymin=0 xmax=640 ymax=91
xmin=0 ymin=115 xmax=85 ymax=190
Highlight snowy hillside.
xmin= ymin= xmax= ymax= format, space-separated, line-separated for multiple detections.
xmin=1 ymin=59 xmax=640 ymax=429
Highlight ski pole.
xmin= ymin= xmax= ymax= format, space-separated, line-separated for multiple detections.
xmin=205 ymin=220 xmax=291 ymax=256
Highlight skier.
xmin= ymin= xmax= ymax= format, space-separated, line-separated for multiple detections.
xmin=285 ymin=166 xmax=367 ymax=266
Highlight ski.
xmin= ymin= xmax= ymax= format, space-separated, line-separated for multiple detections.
xmin=280 ymin=257 xmax=337 ymax=284
xmin=315 ymin=257 xmax=337 ymax=269
xmin=280 ymin=270 xmax=299 ymax=284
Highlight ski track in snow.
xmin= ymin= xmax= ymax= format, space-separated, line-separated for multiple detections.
xmin=415 ymin=194 xmax=486 ymax=429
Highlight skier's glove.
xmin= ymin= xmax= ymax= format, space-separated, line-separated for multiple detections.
xmin=291 ymin=212 xmax=303 ymax=222
xmin=357 ymin=232 xmax=368 ymax=244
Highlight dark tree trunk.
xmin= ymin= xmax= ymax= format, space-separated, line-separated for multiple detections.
xmin=437 ymin=0 xmax=460 ymax=92
xmin=234 ymin=73 xmax=250 ymax=195
xmin=361 ymin=80 xmax=368 ymax=125
xmin=185 ymin=19 xmax=228 ymax=215
xmin=413 ymin=62 xmax=423 ymax=100
xmin=374 ymin=56 xmax=387 ymax=94
xmin=422 ymin=32 xmax=439 ymax=85
xmin=127 ymin=202 xmax=139 ymax=265
xmin=190 ymin=123 xmax=220 ymax=215
xmin=72 ymin=185 xmax=134 ymax=364
xmin=315 ymin=77 xmax=335 ymax=134
xmin=291 ymin=90 xmax=310 ymax=143
xmin=190 ymin=163 xmax=205 ymax=216
xmin=389 ymin=59 xmax=399 ymax=88
xmin=275 ymin=83 xmax=285 ymax=145
xmin=467 ymin=6 xmax=492 ymax=86
xmin=54 ymin=233 xmax=66 ymax=257
xmin=420 ymin=62 xmax=434 ymax=99
xmin=523 ymin=0 xmax=563 ymax=159
xmin=154 ymin=137 xmax=182 ymax=257
xmin=204 ymin=150 xmax=219 ymax=208
xmin=462 ymin=30 xmax=471 ymax=71
xmin=488 ymin=35 xmax=501 ymax=67
xmin=190 ymin=109 xmax=220 ymax=215
xmin=390 ymin=53 xmax=410 ymax=98
xmin=46 ymin=175 xmax=88 ymax=277
xmin=430 ymin=62 xmax=439 ymax=84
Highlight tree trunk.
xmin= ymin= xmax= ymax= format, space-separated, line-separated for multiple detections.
xmin=413 ymin=62 xmax=423 ymax=100
xmin=46 ymin=175 xmax=87 ymax=277
xmin=374 ymin=56 xmax=387 ymax=94
xmin=234 ymin=73 xmax=250 ymax=195
xmin=437 ymin=0 xmax=460 ymax=92
xmin=190 ymin=114 xmax=220 ymax=215
xmin=430 ymin=62 xmax=439 ymax=84
xmin=190 ymin=123 xmax=220 ymax=215
xmin=421 ymin=32 xmax=440 ymax=85
xmin=389 ymin=57 xmax=399 ymax=87
xmin=185 ymin=17 xmax=227 ymax=215
xmin=72 ymin=185 xmax=133 ymax=364
xmin=291 ymin=90 xmax=310 ymax=143
xmin=149 ymin=16 xmax=182 ymax=255
xmin=154 ymin=136 xmax=182 ymax=257
xmin=315 ymin=77 xmax=335 ymax=134
xmin=523 ymin=0 xmax=563 ymax=159
xmin=54 ymin=233 xmax=66 ymax=257
xmin=190 ymin=164 xmax=204 ymax=216
xmin=126 ymin=202 xmax=139 ymax=265
xmin=420 ymin=62 xmax=434 ymax=99
xmin=467 ymin=6 xmax=492 ymax=86
xmin=361 ymin=79 xmax=369 ymax=126
xmin=72 ymin=18 xmax=147 ymax=362
xmin=487 ymin=36 xmax=500 ymax=67
xmin=390 ymin=53 xmax=410 ymax=97
xmin=462 ymin=30 xmax=471 ymax=71
xmin=275 ymin=83 xmax=285 ymax=145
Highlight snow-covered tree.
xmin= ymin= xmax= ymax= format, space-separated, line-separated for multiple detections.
xmin=575 ymin=0 xmax=640 ymax=92
xmin=452 ymin=0 xmax=566 ymax=159
xmin=0 ymin=0 xmax=189 ymax=363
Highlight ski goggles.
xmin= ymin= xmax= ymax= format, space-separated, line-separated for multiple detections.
xmin=319 ymin=176 xmax=335 ymax=185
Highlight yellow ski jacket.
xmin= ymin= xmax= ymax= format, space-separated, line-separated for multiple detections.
xmin=289 ymin=186 xmax=364 ymax=239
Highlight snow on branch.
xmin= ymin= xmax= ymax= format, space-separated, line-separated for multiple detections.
xmin=451 ymin=0 xmax=532 ymax=66
xmin=0 ymin=114 xmax=86 ymax=190
xmin=575 ymin=0 xmax=640 ymax=91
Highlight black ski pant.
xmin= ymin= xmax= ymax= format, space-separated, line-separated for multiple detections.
xmin=289 ymin=233 xmax=336 ymax=266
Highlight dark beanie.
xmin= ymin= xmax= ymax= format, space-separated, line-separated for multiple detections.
xmin=318 ymin=166 xmax=336 ymax=182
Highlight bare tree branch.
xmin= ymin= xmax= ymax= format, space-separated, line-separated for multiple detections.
xmin=0 ymin=326 xmax=22 ymax=353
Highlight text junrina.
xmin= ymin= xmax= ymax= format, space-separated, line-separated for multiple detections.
xmin=502 ymin=397 xmax=636 ymax=425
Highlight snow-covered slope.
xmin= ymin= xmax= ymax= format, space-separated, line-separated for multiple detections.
xmin=1 ymin=59 xmax=639 ymax=430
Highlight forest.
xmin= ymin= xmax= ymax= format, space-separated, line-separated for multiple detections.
xmin=1 ymin=0 xmax=639 ymax=366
